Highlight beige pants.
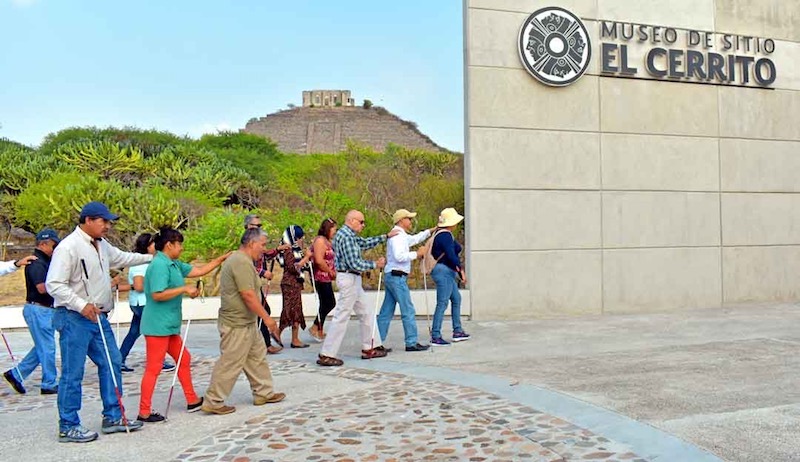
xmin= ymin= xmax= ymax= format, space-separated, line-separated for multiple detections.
xmin=204 ymin=322 xmax=274 ymax=407
xmin=320 ymin=272 xmax=382 ymax=358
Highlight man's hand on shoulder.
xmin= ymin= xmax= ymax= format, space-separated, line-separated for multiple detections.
xmin=14 ymin=255 xmax=37 ymax=267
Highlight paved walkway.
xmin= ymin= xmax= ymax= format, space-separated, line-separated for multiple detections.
xmin=1 ymin=303 xmax=798 ymax=461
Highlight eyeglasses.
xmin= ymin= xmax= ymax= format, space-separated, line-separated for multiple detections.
xmin=359 ymin=220 xmax=365 ymax=225
xmin=250 ymin=223 xmax=263 ymax=228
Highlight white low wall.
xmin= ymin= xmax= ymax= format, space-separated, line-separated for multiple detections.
xmin=0 ymin=290 xmax=471 ymax=329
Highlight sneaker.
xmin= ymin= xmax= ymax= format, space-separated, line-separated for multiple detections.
xmin=405 ymin=343 xmax=430 ymax=352
xmin=161 ymin=363 xmax=176 ymax=372
xmin=452 ymin=331 xmax=471 ymax=342
xmin=361 ymin=348 xmax=388 ymax=359
xmin=254 ymin=392 xmax=286 ymax=406
xmin=3 ymin=370 xmax=26 ymax=394
xmin=137 ymin=411 xmax=166 ymax=423
xmin=430 ymin=337 xmax=451 ymax=346
xmin=120 ymin=364 xmax=134 ymax=373
xmin=187 ymin=397 xmax=203 ymax=413
xmin=201 ymin=403 xmax=236 ymax=415
xmin=41 ymin=386 xmax=58 ymax=395
xmin=58 ymin=425 xmax=98 ymax=443
xmin=101 ymin=417 xmax=143 ymax=434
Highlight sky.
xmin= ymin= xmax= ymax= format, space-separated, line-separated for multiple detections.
xmin=0 ymin=0 xmax=465 ymax=151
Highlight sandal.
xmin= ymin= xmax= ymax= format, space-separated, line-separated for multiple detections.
xmin=267 ymin=345 xmax=283 ymax=354
xmin=316 ymin=355 xmax=343 ymax=367
xmin=291 ymin=343 xmax=309 ymax=348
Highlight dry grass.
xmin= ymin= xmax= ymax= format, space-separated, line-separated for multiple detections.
xmin=0 ymin=270 xmax=26 ymax=306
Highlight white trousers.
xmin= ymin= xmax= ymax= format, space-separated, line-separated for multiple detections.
xmin=320 ymin=272 xmax=382 ymax=358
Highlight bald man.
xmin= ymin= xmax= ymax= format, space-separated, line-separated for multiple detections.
xmin=316 ymin=210 xmax=398 ymax=366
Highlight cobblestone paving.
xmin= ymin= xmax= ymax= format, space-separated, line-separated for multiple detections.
xmin=0 ymin=354 xmax=647 ymax=462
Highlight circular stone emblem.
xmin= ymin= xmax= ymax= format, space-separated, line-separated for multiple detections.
xmin=518 ymin=7 xmax=592 ymax=87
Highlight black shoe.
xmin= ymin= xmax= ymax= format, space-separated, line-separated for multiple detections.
xmin=137 ymin=411 xmax=166 ymax=423
xmin=187 ymin=397 xmax=204 ymax=413
xmin=120 ymin=364 xmax=134 ymax=373
xmin=405 ymin=343 xmax=430 ymax=352
xmin=3 ymin=370 xmax=26 ymax=394
xmin=41 ymin=386 xmax=58 ymax=395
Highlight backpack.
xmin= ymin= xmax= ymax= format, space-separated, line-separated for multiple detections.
xmin=420 ymin=229 xmax=447 ymax=275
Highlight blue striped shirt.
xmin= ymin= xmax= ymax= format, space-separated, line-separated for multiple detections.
xmin=332 ymin=225 xmax=386 ymax=273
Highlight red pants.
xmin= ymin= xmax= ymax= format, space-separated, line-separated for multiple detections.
xmin=139 ymin=335 xmax=199 ymax=416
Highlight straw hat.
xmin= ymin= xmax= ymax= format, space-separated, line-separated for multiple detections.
xmin=437 ymin=208 xmax=464 ymax=227
xmin=392 ymin=209 xmax=417 ymax=223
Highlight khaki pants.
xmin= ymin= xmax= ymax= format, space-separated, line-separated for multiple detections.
xmin=204 ymin=322 xmax=274 ymax=407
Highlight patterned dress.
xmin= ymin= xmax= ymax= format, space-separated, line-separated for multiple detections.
xmin=279 ymin=248 xmax=306 ymax=331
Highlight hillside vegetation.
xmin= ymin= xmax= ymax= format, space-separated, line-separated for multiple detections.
xmin=0 ymin=128 xmax=464 ymax=288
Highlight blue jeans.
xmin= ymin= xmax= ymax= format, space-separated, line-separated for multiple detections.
xmin=377 ymin=273 xmax=418 ymax=347
xmin=430 ymin=264 xmax=462 ymax=339
xmin=53 ymin=308 xmax=123 ymax=431
xmin=118 ymin=305 xmax=143 ymax=364
xmin=11 ymin=304 xmax=58 ymax=390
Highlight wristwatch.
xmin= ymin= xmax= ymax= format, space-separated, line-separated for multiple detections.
xmin=12 ymin=260 xmax=19 ymax=268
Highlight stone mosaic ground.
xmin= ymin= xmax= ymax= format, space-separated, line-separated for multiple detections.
xmin=0 ymin=353 xmax=647 ymax=461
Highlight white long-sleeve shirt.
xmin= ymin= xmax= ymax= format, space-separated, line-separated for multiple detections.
xmin=0 ymin=260 xmax=19 ymax=277
xmin=46 ymin=226 xmax=152 ymax=313
xmin=384 ymin=225 xmax=431 ymax=274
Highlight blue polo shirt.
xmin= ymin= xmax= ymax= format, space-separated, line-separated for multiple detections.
xmin=141 ymin=251 xmax=192 ymax=336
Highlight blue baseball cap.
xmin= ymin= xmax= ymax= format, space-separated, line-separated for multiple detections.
xmin=79 ymin=201 xmax=120 ymax=221
xmin=35 ymin=228 xmax=61 ymax=244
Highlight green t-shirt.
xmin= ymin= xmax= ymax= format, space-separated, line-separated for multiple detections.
xmin=218 ymin=250 xmax=260 ymax=328
xmin=141 ymin=251 xmax=193 ymax=336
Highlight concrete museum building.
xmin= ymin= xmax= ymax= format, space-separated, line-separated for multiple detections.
xmin=465 ymin=1 xmax=800 ymax=318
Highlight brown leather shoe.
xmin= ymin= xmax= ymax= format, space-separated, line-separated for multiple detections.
xmin=361 ymin=348 xmax=388 ymax=359
xmin=316 ymin=355 xmax=344 ymax=367
xmin=254 ymin=392 xmax=286 ymax=406
xmin=201 ymin=403 xmax=236 ymax=415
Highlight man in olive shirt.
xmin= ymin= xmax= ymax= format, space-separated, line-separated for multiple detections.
xmin=202 ymin=229 xmax=286 ymax=415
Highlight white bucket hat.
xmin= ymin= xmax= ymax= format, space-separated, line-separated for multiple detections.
xmin=437 ymin=208 xmax=464 ymax=227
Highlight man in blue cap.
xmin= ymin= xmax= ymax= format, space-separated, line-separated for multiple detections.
xmin=46 ymin=202 xmax=152 ymax=443
xmin=3 ymin=229 xmax=61 ymax=395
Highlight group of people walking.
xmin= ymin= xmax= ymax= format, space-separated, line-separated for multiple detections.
xmin=0 ymin=200 xmax=467 ymax=443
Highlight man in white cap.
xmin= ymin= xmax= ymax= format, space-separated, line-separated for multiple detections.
xmin=376 ymin=209 xmax=433 ymax=352
xmin=46 ymin=201 xmax=152 ymax=443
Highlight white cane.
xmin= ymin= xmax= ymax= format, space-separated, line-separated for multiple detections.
xmin=370 ymin=270 xmax=383 ymax=352
xmin=308 ymin=261 xmax=322 ymax=341
xmin=0 ymin=327 xmax=25 ymax=388
xmin=82 ymin=259 xmax=130 ymax=433
xmin=422 ymin=260 xmax=431 ymax=336
xmin=115 ymin=285 xmax=120 ymax=347
xmin=164 ymin=319 xmax=191 ymax=420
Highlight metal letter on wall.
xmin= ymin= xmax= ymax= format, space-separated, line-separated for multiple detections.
xmin=518 ymin=7 xmax=592 ymax=87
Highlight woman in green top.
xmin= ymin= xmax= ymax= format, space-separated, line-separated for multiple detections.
xmin=137 ymin=227 xmax=230 ymax=422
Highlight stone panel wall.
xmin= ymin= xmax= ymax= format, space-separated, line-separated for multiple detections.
xmin=467 ymin=0 xmax=800 ymax=318
xmin=243 ymin=107 xmax=444 ymax=154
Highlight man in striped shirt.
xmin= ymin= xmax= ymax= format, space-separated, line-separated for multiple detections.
xmin=317 ymin=210 xmax=398 ymax=366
